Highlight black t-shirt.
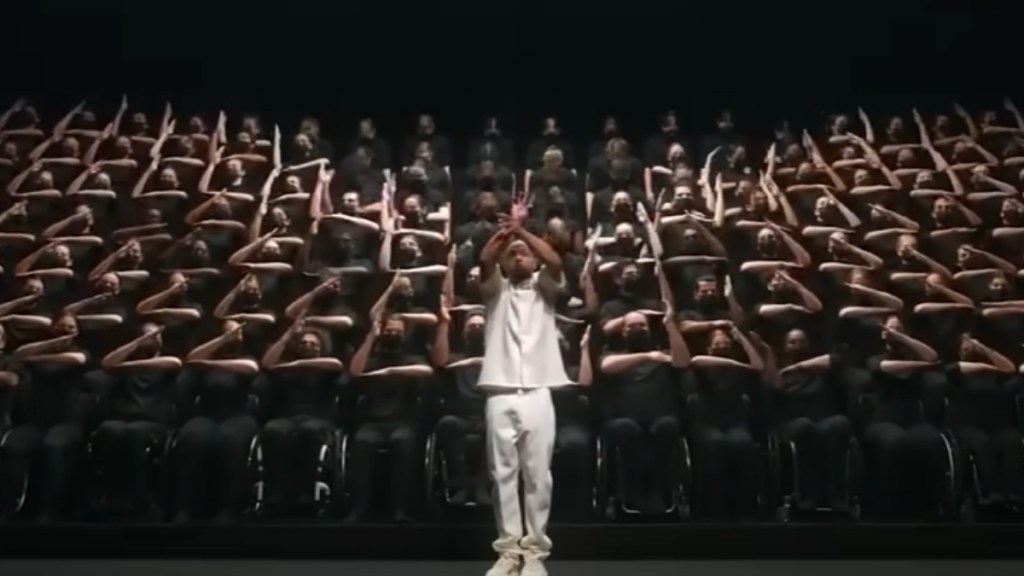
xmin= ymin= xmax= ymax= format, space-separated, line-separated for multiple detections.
xmin=600 ymin=357 xmax=679 ymax=422
xmin=359 ymin=351 xmax=426 ymax=422
xmin=21 ymin=350 xmax=93 ymax=425
xmin=442 ymin=353 xmax=486 ymax=420
xmin=107 ymin=365 xmax=179 ymax=423
xmin=772 ymin=353 xmax=843 ymax=423
xmin=944 ymin=362 xmax=1017 ymax=430
xmin=690 ymin=363 xmax=757 ymax=427
xmin=265 ymin=366 xmax=343 ymax=420
xmin=180 ymin=363 xmax=255 ymax=421
xmin=866 ymin=353 xmax=928 ymax=425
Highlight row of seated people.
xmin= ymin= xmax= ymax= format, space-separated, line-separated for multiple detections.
xmin=0 ymin=96 xmax=1024 ymax=526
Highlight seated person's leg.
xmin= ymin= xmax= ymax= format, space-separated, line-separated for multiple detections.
xmin=92 ymin=420 xmax=130 ymax=499
xmin=902 ymin=424 xmax=948 ymax=515
xmin=647 ymin=415 xmax=680 ymax=510
xmin=123 ymin=420 xmax=167 ymax=510
xmin=554 ymin=422 xmax=592 ymax=518
xmin=956 ymin=425 xmax=998 ymax=500
xmin=346 ymin=422 xmax=386 ymax=521
xmin=39 ymin=423 xmax=84 ymax=520
xmin=603 ymin=417 xmax=644 ymax=508
xmin=173 ymin=417 xmax=217 ymax=521
xmin=0 ymin=426 xmax=43 ymax=513
xmin=259 ymin=418 xmax=297 ymax=506
xmin=691 ymin=425 xmax=727 ymax=517
xmin=863 ymin=421 xmax=906 ymax=515
xmin=723 ymin=425 xmax=757 ymax=518
xmin=435 ymin=414 xmax=474 ymax=504
xmin=215 ymin=415 xmax=259 ymax=521
xmin=292 ymin=417 xmax=335 ymax=505
xmin=779 ymin=417 xmax=818 ymax=506
xmin=816 ymin=415 xmax=853 ymax=508
xmin=995 ymin=427 xmax=1024 ymax=503
xmin=388 ymin=422 xmax=418 ymax=521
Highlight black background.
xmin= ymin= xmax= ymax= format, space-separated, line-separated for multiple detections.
xmin=3 ymin=0 xmax=1022 ymax=164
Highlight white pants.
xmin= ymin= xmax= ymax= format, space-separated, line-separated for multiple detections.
xmin=485 ymin=387 xmax=556 ymax=559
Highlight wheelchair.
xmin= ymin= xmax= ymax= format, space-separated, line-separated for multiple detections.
xmin=950 ymin=394 xmax=1024 ymax=522
xmin=769 ymin=428 xmax=864 ymax=522
xmin=423 ymin=415 xmax=489 ymax=519
xmin=854 ymin=392 xmax=960 ymax=520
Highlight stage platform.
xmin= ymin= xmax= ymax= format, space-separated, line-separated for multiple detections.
xmin=2 ymin=522 xmax=1024 ymax=559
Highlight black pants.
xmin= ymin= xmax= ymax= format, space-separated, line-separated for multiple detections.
xmin=779 ymin=415 xmax=852 ymax=506
xmin=260 ymin=416 xmax=335 ymax=507
xmin=434 ymin=414 xmax=485 ymax=491
xmin=92 ymin=420 xmax=167 ymax=507
xmin=554 ymin=422 xmax=593 ymax=519
xmin=605 ymin=416 xmax=680 ymax=509
xmin=692 ymin=423 xmax=758 ymax=518
xmin=956 ymin=426 xmax=1024 ymax=500
xmin=349 ymin=420 xmax=417 ymax=516
xmin=174 ymin=415 xmax=258 ymax=520
xmin=0 ymin=422 xmax=84 ymax=519
xmin=863 ymin=421 xmax=947 ymax=516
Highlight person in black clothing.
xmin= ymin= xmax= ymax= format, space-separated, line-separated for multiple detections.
xmin=345 ymin=313 xmax=433 ymax=523
xmin=701 ymin=110 xmax=740 ymax=161
xmin=431 ymin=303 xmax=488 ymax=505
xmin=945 ymin=335 xmax=1022 ymax=506
xmin=599 ymin=303 xmax=690 ymax=514
xmin=526 ymin=117 xmax=575 ymax=171
xmin=765 ymin=328 xmax=853 ymax=511
xmin=174 ymin=320 xmax=261 ymax=523
xmin=468 ymin=117 xmax=515 ymax=170
xmin=598 ymin=261 xmax=662 ymax=345
xmin=299 ymin=117 xmax=334 ymax=164
xmin=91 ymin=323 xmax=182 ymax=516
xmin=861 ymin=314 xmax=948 ymax=518
xmin=644 ymin=111 xmax=689 ymax=171
xmin=588 ymin=115 xmax=622 ymax=161
xmin=2 ymin=312 xmax=90 ymax=522
xmin=687 ymin=325 xmax=764 ymax=519
xmin=257 ymin=318 xmax=345 ymax=513
xmin=402 ymin=114 xmax=451 ymax=168
xmin=348 ymin=119 xmax=391 ymax=173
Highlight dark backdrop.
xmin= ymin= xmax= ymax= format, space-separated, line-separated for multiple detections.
xmin=3 ymin=0 xmax=1021 ymax=165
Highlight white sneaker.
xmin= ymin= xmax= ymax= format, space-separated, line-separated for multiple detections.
xmin=485 ymin=554 xmax=521 ymax=576
xmin=520 ymin=556 xmax=547 ymax=576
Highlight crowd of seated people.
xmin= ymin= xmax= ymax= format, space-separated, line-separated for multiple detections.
xmin=0 ymin=96 xmax=1023 ymax=526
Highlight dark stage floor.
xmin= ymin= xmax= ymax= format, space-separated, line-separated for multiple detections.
xmin=1 ymin=561 xmax=1022 ymax=576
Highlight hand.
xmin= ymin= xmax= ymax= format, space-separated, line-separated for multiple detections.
xmin=142 ymin=325 xmax=165 ymax=342
xmin=954 ymin=103 xmax=969 ymax=117
xmin=226 ymin=322 xmax=246 ymax=341
xmin=912 ymin=108 xmax=924 ymax=125
xmin=119 ymin=95 xmax=128 ymax=112
xmin=646 ymin=350 xmax=672 ymax=363
xmin=317 ymin=277 xmax=341 ymax=294
xmin=580 ymin=325 xmax=591 ymax=349
xmin=290 ymin=315 xmax=307 ymax=333
xmin=713 ymin=319 xmax=733 ymax=330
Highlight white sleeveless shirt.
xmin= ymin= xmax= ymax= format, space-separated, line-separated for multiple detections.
xmin=477 ymin=271 xmax=572 ymax=390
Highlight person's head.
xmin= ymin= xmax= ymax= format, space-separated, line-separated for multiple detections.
xmin=882 ymin=314 xmax=904 ymax=349
xmin=660 ymin=111 xmax=678 ymax=134
xmin=727 ymin=144 xmax=747 ymax=166
xmin=396 ymin=233 xmax=423 ymax=264
xmin=716 ymin=110 xmax=734 ymax=133
xmin=235 ymin=130 xmax=254 ymax=153
xmin=417 ymin=114 xmax=435 ymax=136
xmin=896 ymin=148 xmax=916 ymax=169
xmin=622 ymin=311 xmax=652 ymax=351
xmin=463 ymin=312 xmax=486 ymax=353
xmin=756 ymin=227 xmax=780 ymax=256
xmin=415 ymin=141 xmax=434 ymax=164
xmin=603 ymin=115 xmax=620 ymax=137
xmin=402 ymin=194 xmax=424 ymax=223
xmin=464 ymin=266 xmax=482 ymax=299
xmin=895 ymin=234 xmax=918 ymax=260
xmin=50 ymin=242 xmax=72 ymax=268
xmin=853 ymin=167 xmax=873 ymax=187
xmin=293 ymin=328 xmax=327 ymax=359
xmin=618 ymin=262 xmax=642 ymax=294
xmin=840 ymin=145 xmax=859 ymax=160
xmin=341 ymin=191 xmax=361 ymax=215
xmin=611 ymin=190 xmax=633 ymax=219
xmin=113 ymin=135 xmax=132 ymax=158
xmin=736 ymin=177 xmax=756 ymax=200
xmin=358 ymin=118 xmax=376 ymax=139
xmin=934 ymin=114 xmax=951 ymax=132
xmin=158 ymin=166 xmax=179 ymax=190
xmin=981 ymin=110 xmax=999 ymax=127
xmin=796 ymin=161 xmax=816 ymax=183
xmin=832 ymin=114 xmax=849 ymax=134
xmin=673 ymin=184 xmax=695 ymax=209
xmin=75 ymin=109 xmax=97 ymax=130
xmin=1001 ymin=197 xmax=1024 ymax=225
xmin=259 ymin=239 xmax=282 ymax=261
xmin=970 ymin=164 xmax=991 ymax=187
xmin=541 ymin=146 xmax=563 ymax=168
xmin=190 ymin=238 xmax=210 ymax=265
xmin=175 ymin=135 xmax=196 ymax=158
xmin=478 ymin=141 xmax=499 ymax=164
xmin=679 ymin=225 xmax=703 ymax=254
xmin=23 ymin=277 xmax=44 ymax=297
xmin=299 ymin=117 xmax=320 ymax=140
xmin=988 ymin=274 xmax=1011 ymax=300
xmin=777 ymin=328 xmax=809 ymax=361
xmin=144 ymin=207 xmax=163 ymax=225
xmin=767 ymin=270 xmax=792 ymax=299
xmin=542 ymin=117 xmax=560 ymax=137
xmin=814 ymin=195 xmax=837 ymax=223
xmin=849 ymin=266 xmax=872 ymax=288
xmin=52 ymin=312 xmax=79 ymax=338
xmin=91 ymin=171 xmax=112 ymax=190
xmin=1 ymin=140 xmax=18 ymax=160
xmin=293 ymin=133 xmax=313 ymax=155
xmin=59 ymin=136 xmax=80 ymax=158
xmin=34 ymin=169 xmax=54 ymax=190
xmin=707 ymin=328 xmax=734 ymax=357
xmin=500 ymin=239 xmax=538 ymax=284
xmin=225 ymin=158 xmax=244 ymax=180
xmin=544 ymin=216 xmax=572 ymax=251
xmin=932 ymin=196 xmax=955 ymax=224
xmin=241 ymin=115 xmax=263 ymax=137
xmin=208 ymin=195 xmax=232 ymax=220
xmin=747 ymin=189 xmax=769 ymax=215
xmin=783 ymin=142 xmax=805 ymax=165
xmin=952 ymin=139 xmax=970 ymax=161
xmin=237 ymin=278 xmax=262 ymax=309
xmin=96 ymin=272 xmax=120 ymax=294
xmin=667 ymin=142 xmax=685 ymax=164
xmin=914 ymin=169 xmax=935 ymax=189
xmin=283 ymin=174 xmax=302 ymax=194
xmin=379 ymin=314 xmax=407 ymax=350
xmin=265 ymin=207 xmax=288 ymax=232
xmin=887 ymin=116 xmax=905 ymax=138
xmin=130 ymin=112 xmax=148 ymax=134
xmin=138 ymin=322 xmax=163 ymax=356
xmin=483 ymin=116 xmax=500 ymax=137
xmin=352 ymin=145 xmax=373 ymax=171
xmin=693 ymin=276 xmax=720 ymax=308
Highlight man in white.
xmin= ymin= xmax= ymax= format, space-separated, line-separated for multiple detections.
xmin=477 ymin=213 xmax=570 ymax=576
